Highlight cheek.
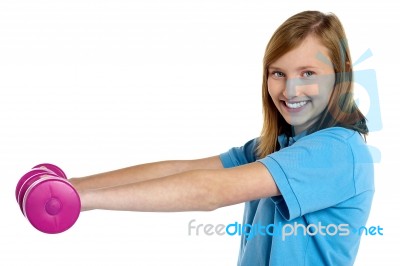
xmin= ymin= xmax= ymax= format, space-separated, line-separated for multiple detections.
xmin=299 ymin=84 xmax=319 ymax=96
xmin=320 ymin=78 xmax=335 ymax=103
xmin=267 ymin=79 xmax=283 ymax=100
xmin=314 ymin=75 xmax=335 ymax=103
xmin=323 ymin=87 xmax=334 ymax=104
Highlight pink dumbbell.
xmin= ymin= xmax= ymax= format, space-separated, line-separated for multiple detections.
xmin=16 ymin=163 xmax=81 ymax=234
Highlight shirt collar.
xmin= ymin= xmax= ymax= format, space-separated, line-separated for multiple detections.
xmin=277 ymin=130 xmax=308 ymax=148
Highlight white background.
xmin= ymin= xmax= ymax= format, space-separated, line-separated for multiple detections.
xmin=0 ymin=0 xmax=398 ymax=265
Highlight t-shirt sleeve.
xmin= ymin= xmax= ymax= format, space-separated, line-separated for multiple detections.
xmin=257 ymin=131 xmax=357 ymax=221
xmin=220 ymin=139 xmax=258 ymax=168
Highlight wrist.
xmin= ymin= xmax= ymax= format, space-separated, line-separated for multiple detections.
xmin=79 ymin=189 xmax=94 ymax=212
xmin=68 ymin=177 xmax=92 ymax=212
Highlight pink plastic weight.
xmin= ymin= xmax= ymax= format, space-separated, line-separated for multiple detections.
xmin=17 ymin=171 xmax=58 ymax=212
xmin=16 ymin=163 xmax=81 ymax=234
xmin=23 ymin=176 xmax=81 ymax=234
xmin=15 ymin=168 xmax=52 ymax=202
xmin=32 ymin=163 xmax=67 ymax=179
xmin=15 ymin=164 xmax=65 ymax=202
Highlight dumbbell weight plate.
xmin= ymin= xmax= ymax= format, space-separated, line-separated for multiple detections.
xmin=23 ymin=176 xmax=81 ymax=234
xmin=17 ymin=172 xmax=59 ymax=212
xmin=16 ymin=164 xmax=66 ymax=203
xmin=32 ymin=163 xmax=67 ymax=179
xmin=15 ymin=168 xmax=53 ymax=202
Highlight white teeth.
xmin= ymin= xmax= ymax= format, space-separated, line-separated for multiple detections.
xmin=285 ymin=101 xmax=308 ymax=109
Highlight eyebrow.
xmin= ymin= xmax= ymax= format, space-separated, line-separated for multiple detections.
xmin=268 ymin=65 xmax=320 ymax=71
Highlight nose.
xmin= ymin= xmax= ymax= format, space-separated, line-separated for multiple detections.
xmin=283 ymin=77 xmax=302 ymax=99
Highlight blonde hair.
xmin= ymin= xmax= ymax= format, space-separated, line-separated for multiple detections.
xmin=257 ymin=11 xmax=368 ymax=158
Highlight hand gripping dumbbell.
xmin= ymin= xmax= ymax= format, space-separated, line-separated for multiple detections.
xmin=15 ymin=163 xmax=81 ymax=234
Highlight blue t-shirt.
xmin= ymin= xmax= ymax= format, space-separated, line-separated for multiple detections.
xmin=220 ymin=127 xmax=374 ymax=266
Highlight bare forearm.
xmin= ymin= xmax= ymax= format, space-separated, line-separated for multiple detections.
xmin=79 ymin=162 xmax=279 ymax=212
xmin=80 ymin=169 xmax=221 ymax=212
xmin=71 ymin=156 xmax=222 ymax=190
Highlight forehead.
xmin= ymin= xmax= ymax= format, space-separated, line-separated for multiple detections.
xmin=270 ymin=36 xmax=333 ymax=70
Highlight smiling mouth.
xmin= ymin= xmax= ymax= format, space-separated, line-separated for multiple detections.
xmin=284 ymin=101 xmax=310 ymax=109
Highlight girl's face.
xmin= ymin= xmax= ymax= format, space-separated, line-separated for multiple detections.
xmin=267 ymin=35 xmax=336 ymax=135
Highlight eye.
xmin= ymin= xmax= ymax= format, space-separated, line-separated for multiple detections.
xmin=271 ymin=71 xmax=285 ymax=78
xmin=302 ymin=71 xmax=315 ymax=78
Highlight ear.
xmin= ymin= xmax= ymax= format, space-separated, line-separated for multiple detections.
xmin=345 ymin=61 xmax=352 ymax=71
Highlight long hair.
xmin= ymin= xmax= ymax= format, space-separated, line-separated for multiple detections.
xmin=257 ymin=11 xmax=368 ymax=158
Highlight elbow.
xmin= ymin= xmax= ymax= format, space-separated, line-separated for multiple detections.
xmin=197 ymin=186 xmax=220 ymax=212
xmin=191 ymin=169 xmax=226 ymax=212
xmin=202 ymin=202 xmax=219 ymax=212
xmin=203 ymin=201 xmax=219 ymax=212
xmin=201 ymin=179 xmax=224 ymax=212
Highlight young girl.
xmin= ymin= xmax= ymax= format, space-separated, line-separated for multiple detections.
xmin=70 ymin=11 xmax=374 ymax=265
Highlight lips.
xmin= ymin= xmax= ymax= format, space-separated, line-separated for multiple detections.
xmin=285 ymin=101 xmax=308 ymax=109
xmin=281 ymin=100 xmax=310 ymax=113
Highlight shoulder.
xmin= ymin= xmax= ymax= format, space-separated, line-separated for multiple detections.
xmin=297 ymin=127 xmax=368 ymax=154
xmin=267 ymin=127 xmax=366 ymax=170
xmin=220 ymin=138 xmax=259 ymax=168
xmin=304 ymin=127 xmax=359 ymax=142
xmin=301 ymin=127 xmax=370 ymax=158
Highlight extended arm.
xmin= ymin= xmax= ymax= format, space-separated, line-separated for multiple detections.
xmin=70 ymin=156 xmax=223 ymax=190
xmin=79 ymin=162 xmax=280 ymax=212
